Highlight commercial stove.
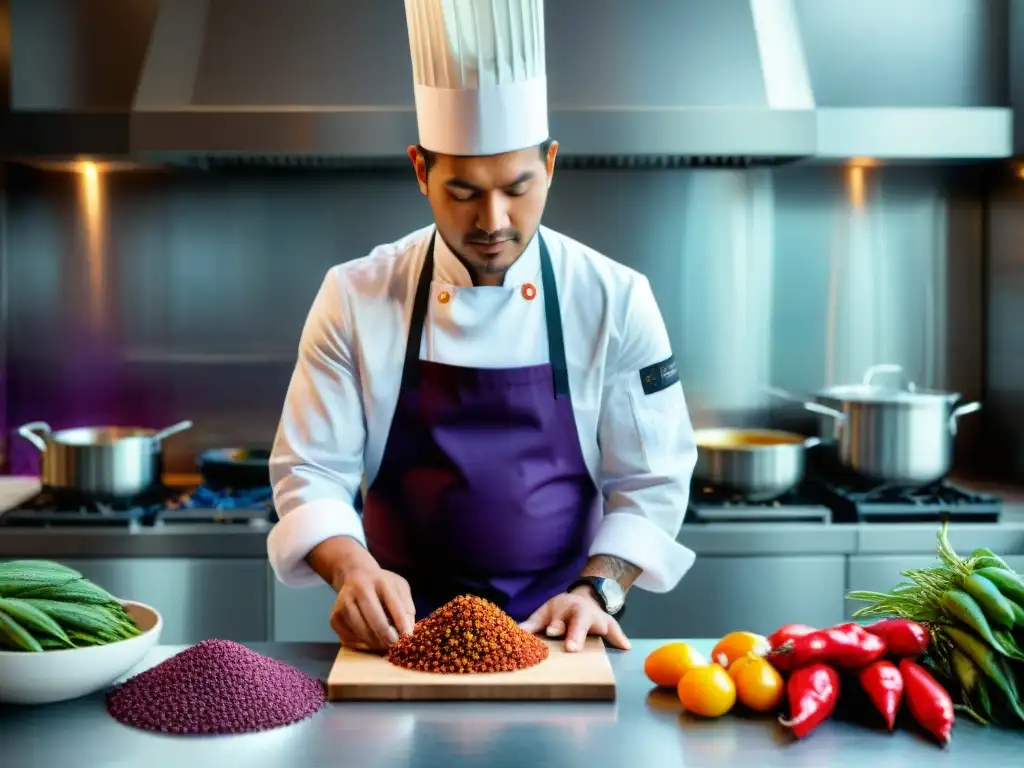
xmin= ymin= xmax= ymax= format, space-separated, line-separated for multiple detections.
xmin=3 ymin=477 xmax=1000 ymax=529
xmin=687 ymin=485 xmax=834 ymax=524
xmin=0 ymin=484 xmax=276 ymax=528
xmin=686 ymin=477 xmax=1001 ymax=525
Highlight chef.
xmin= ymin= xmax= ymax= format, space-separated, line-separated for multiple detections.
xmin=267 ymin=0 xmax=698 ymax=654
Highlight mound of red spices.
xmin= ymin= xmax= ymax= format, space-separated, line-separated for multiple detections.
xmin=105 ymin=639 xmax=326 ymax=735
xmin=387 ymin=594 xmax=549 ymax=674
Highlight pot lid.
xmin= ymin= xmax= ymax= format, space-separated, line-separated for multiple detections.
xmin=819 ymin=383 xmax=960 ymax=404
xmin=818 ymin=364 xmax=960 ymax=404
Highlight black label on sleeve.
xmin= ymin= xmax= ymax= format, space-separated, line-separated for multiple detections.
xmin=639 ymin=356 xmax=680 ymax=395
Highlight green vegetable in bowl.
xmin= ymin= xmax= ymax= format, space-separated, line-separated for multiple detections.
xmin=0 ymin=559 xmax=142 ymax=652
xmin=0 ymin=598 xmax=74 ymax=648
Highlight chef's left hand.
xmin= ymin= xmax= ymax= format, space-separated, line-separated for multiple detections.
xmin=520 ymin=588 xmax=631 ymax=653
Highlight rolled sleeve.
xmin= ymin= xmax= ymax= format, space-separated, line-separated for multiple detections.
xmin=267 ymin=267 xmax=369 ymax=587
xmin=588 ymin=511 xmax=696 ymax=593
xmin=267 ymin=498 xmax=365 ymax=587
xmin=594 ymin=275 xmax=699 ymax=592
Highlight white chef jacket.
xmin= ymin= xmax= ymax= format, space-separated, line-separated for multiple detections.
xmin=267 ymin=224 xmax=698 ymax=594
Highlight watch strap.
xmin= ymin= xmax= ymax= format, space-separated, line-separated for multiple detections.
xmin=566 ymin=576 xmax=625 ymax=616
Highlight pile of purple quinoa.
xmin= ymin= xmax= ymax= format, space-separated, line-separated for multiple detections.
xmin=105 ymin=638 xmax=326 ymax=735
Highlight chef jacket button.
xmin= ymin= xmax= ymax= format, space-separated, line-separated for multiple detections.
xmin=521 ymin=283 xmax=537 ymax=301
xmin=438 ymin=290 xmax=452 ymax=304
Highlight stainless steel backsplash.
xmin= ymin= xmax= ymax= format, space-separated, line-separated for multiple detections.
xmin=0 ymin=162 xmax=993 ymax=477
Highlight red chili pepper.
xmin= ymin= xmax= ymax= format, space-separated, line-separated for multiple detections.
xmin=777 ymin=663 xmax=840 ymax=739
xmin=864 ymin=618 xmax=930 ymax=657
xmin=766 ymin=622 xmax=887 ymax=672
xmin=858 ymin=659 xmax=904 ymax=731
xmin=766 ymin=623 xmax=816 ymax=652
xmin=899 ymin=658 xmax=955 ymax=746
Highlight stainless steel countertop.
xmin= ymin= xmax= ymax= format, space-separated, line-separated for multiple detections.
xmin=2 ymin=477 xmax=1024 ymax=558
xmin=1 ymin=639 xmax=1018 ymax=767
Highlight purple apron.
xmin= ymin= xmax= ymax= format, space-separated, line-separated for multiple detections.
xmin=361 ymin=232 xmax=599 ymax=622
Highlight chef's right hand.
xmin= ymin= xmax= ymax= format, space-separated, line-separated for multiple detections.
xmin=331 ymin=563 xmax=416 ymax=652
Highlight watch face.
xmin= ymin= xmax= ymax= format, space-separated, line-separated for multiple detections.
xmin=597 ymin=578 xmax=625 ymax=613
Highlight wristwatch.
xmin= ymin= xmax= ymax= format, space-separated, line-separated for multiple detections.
xmin=567 ymin=576 xmax=626 ymax=616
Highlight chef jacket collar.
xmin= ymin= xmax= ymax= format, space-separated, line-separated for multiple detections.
xmin=432 ymin=228 xmax=542 ymax=289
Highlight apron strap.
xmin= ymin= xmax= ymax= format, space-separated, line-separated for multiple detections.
xmin=402 ymin=230 xmax=571 ymax=399
xmin=537 ymin=234 xmax=570 ymax=399
xmin=400 ymin=233 xmax=437 ymax=390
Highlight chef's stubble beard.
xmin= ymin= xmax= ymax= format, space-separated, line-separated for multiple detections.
xmin=469 ymin=257 xmax=511 ymax=275
xmin=459 ymin=245 xmax=517 ymax=281
xmin=441 ymin=231 xmax=533 ymax=281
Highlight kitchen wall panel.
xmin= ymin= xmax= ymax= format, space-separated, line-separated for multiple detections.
xmin=0 ymin=162 xmax=987 ymax=477
xmin=0 ymin=164 xmax=7 ymax=471
xmin=1006 ymin=0 xmax=1024 ymax=154
xmin=985 ymin=168 xmax=1024 ymax=479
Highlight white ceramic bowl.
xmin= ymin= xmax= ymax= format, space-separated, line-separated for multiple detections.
xmin=0 ymin=599 xmax=163 ymax=705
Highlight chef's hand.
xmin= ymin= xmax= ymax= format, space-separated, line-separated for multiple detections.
xmin=519 ymin=588 xmax=631 ymax=653
xmin=331 ymin=563 xmax=416 ymax=652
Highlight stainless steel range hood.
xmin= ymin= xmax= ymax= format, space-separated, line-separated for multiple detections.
xmin=2 ymin=0 xmax=1014 ymax=167
xmin=128 ymin=0 xmax=817 ymax=169
xmin=795 ymin=0 xmax=1013 ymax=161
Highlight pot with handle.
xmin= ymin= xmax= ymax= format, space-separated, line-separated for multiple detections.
xmin=692 ymin=428 xmax=824 ymax=502
xmin=17 ymin=420 xmax=193 ymax=497
xmin=766 ymin=364 xmax=982 ymax=486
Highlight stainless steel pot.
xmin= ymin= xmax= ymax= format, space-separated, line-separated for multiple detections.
xmin=17 ymin=420 xmax=193 ymax=497
xmin=767 ymin=364 xmax=982 ymax=486
xmin=692 ymin=428 xmax=820 ymax=502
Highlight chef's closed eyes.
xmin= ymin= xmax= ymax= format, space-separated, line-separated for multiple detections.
xmin=446 ymin=177 xmax=532 ymax=202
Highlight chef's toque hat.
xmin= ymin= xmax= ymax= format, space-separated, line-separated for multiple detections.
xmin=405 ymin=0 xmax=549 ymax=157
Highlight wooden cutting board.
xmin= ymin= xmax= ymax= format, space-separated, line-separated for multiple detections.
xmin=0 ymin=477 xmax=41 ymax=511
xmin=326 ymin=636 xmax=616 ymax=701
